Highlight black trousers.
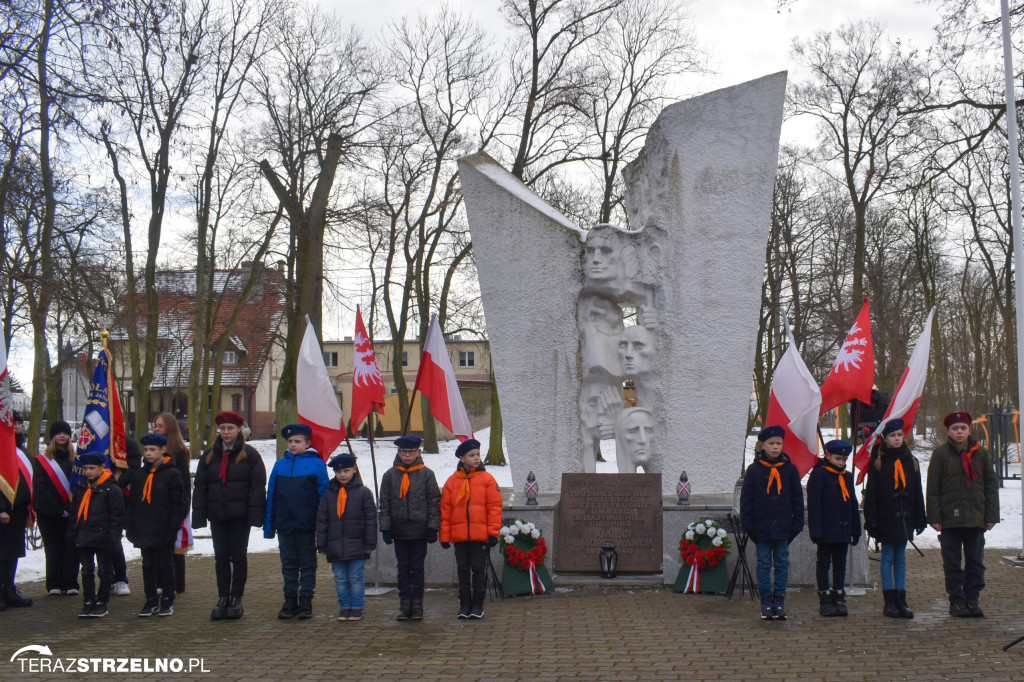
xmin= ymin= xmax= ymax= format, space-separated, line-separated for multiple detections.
xmin=37 ymin=515 xmax=79 ymax=591
xmin=0 ymin=557 xmax=18 ymax=591
xmin=79 ymin=547 xmax=112 ymax=603
xmin=141 ymin=546 xmax=175 ymax=601
xmin=158 ymin=552 xmax=187 ymax=593
xmin=939 ymin=527 xmax=986 ymax=602
xmin=278 ymin=529 xmax=317 ymax=596
xmin=394 ymin=538 xmax=428 ymax=600
xmin=454 ymin=541 xmax=488 ymax=606
xmin=211 ymin=519 xmax=250 ymax=598
xmin=110 ymin=537 xmax=128 ymax=583
xmin=815 ymin=542 xmax=848 ymax=591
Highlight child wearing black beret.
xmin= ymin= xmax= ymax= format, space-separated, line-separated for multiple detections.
xmin=807 ymin=440 xmax=861 ymax=617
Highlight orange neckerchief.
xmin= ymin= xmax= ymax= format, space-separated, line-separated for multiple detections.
xmin=961 ymin=442 xmax=981 ymax=486
xmin=455 ymin=467 xmax=479 ymax=505
xmin=77 ymin=470 xmax=112 ymax=522
xmin=824 ymin=466 xmax=850 ymax=501
xmin=759 ymin=459 xmax=784 ymax=494
xmin=336 ymin=486 xmax=348 ymax=519
xmin=893 ymin=459 xmax=907 ymax=491
xmin=396 ymin=463 xmax=425 ymax=499
xmin=142 ymin=457 xmax=170 ymax=504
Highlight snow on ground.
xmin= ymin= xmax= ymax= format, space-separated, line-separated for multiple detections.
xmin=14 ymin=427 xmax=1024 ymax=583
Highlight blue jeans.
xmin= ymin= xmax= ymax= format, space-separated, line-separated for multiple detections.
xmin=755 ymin=539 xmax=790 ymax=596
xmin=278 ymin=530 xmax=317 ymax=596
xmin=331 ymin=559 xmax=367 ymax=609
xmin=880 ymin=541 xmax=907 ymax=590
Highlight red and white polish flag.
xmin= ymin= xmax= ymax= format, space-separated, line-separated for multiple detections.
xmin=0 ymin=341 xmax=21 ymax=504
xmin=413 ymin=314 xmax=473 ymax=442
xmin=765 ymin=313 xmax=822 ymax=478
xmin=854 ymin=308 xmax=936 ymax=484
xmin=297 ymin=316 xmax=346 ymax=460
xmin=819 ymin=298 xmax=875 ymax=415
xmin=349 ymin=305 xmax=386 ymax=434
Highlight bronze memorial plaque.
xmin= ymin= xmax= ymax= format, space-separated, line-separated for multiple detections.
xmin=554 ymin=473 xmax=663 ymax=572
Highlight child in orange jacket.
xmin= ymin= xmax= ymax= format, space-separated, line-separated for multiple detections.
xmin=440 ymin=439 xmax=502 ymax=619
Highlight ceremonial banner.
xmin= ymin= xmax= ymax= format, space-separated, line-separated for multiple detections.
xmin=349 ymin=305 xmax=385 ymax=433
xmin=297 ymin=316 xmax=346 ymax=460
xmin=765 ymin=313 xmax=822 ymax=477
xmin=412 ymin=314 xmax=473 ymax=441
xmin=74 ymin=335 xmax=128 ymax=486
xmin=820 ymin=299 xmax=875 ymax=415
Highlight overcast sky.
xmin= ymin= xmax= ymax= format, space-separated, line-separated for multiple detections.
xmin=6 ymin=1 xmax=953 ymax=390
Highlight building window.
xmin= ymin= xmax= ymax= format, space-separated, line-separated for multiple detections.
xmin=402 ymin=351 xmax=408 ymax=367
xmin=155 ymin=350 xmax=164 ymax=365
xmin=224 ymin=350 xmax=237 ymax=365
xmin=231 ymin=393 xmax=242 ymax=412
xmin=459 ymin=351 xmax=475 ymax=368
xmin=323 ymin=351 xmax=338 ymax=368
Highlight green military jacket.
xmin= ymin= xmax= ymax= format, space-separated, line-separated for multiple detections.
xmin=926 ymin=436 xmax=999 ymax=529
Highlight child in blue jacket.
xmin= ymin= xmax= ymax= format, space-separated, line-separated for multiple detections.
xmin=741 ymin=425 xmax=805 ymax=621
xmin=807 ymin=439 xmax=861 ymax=617
xmin=265 ymin=424 xmax=329 ymax=620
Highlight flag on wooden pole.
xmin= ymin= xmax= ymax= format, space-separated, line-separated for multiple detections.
xmin=819 ymin=298 xmax=875 ymax=415
xmin=297 ymin=316 xmax=346 ymax=460
xmin=765 ymin=313 xmax=822 ymax=477
xmin=350 ymin=305 xmax=385 ymax=434
xmin=74 ymin=332 xmax=128 ymax=485
xmin=412 ymin=314 xmax=473 ymax=442
xmin=854 ymin=308 xmax=936 ymax=484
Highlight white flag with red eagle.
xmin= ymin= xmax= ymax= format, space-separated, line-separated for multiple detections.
xmin=0 ymin=342 xmax=31 ymax=505
xmin=764 ymin=312 xmax=822 ymax=478
xmin=854 ymin=308 xmax=935 ymax=484
xmin=349 ymin=305 xmax=386 ymax=433
xmin=412 ymin=314 xmax=473 ymax=441
xmin=297 ymin=316 xmax=346 ymax=460
xmin=819 ymin=298 xmax=875 ymax=414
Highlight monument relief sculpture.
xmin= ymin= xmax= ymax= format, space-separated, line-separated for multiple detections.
xmin=458 ymin=72 xmax=787 ymax=494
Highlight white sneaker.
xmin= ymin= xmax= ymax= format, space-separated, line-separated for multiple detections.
xmin=115 ymin=582 xmax=131 ymax=596
xmin=49 ymin=588 xmax=62 ymax=595
xmin=65 ymin=588 xmax=79 ymax=596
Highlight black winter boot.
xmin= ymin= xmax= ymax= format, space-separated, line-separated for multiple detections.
xmin=5 ymin=585 xmax=32 ymax=607
xmin=410 ymin=598 xmax=424 ymax=620
xmin=949 ymin=598 xmax=970 ymax=617
xmin=833 ymin=590 xmax=848 ymax=617
xmin=158 ymin=596 xmax=174 ymax=617
xmin=224 ymin=596 xmax=243 ymax=619
xmin=818 ymin=590 xmax=837 ymax=617
xmin=278 ymin=594 xmax=298 ymax=619
xmin=965 ymin=599 xmax=985 ymax=617
xmin=297 ymin=595 xmax=313 ymax=620
xmin=397 ymin=597 xmax=411 ymax=620
xmin=882 ymin=589 xmax=901 ymax=618
xmin=457 ymin=583 xmax=472 ymax=619
xmin=211 ymin=597 xmax=228 ymax=620
xmin=760 ymin=594 xmax=773 ymax=620
xmin=772 ymin=592 xmax=787 ymax=620
xmin=470 ymin=570 xmax=486 ymax=618
xmin=895 ymin=590 xmax=914 ymax=619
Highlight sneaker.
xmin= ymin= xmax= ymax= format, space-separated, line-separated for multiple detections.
xmin=949 ymin=600 xmax=970 ymax=618
xmin=457 ymin=604 xmax=471 ymax=619
xmin=65 ymin=588 xmax=79 ymax=596
xmin=469 ymin=605 xmax=484 ymax=619
xmin=336 ymin=610 xmax=350 ymax=621
xmin=158 ymin=602 xmax=174 ymax=617
xmin=115 ymin=582 xmax=130 ymax=596
xmin=348 ymin=608 xmax=363 ymax=621
xmin=772 ymin=595 xmax=787 ymax=621
xmin=966 ymin=601 xmax=985 ymax=618
xmin=49 ymin=588 xmax=62 ymax=596
xmin=89 ymin=602 xmax=108 ymax=618
xmin=156 ymin=588 xmax=163 ymax=595
xmin=79 ymin=602 xmax=94 ymax=618
xmin=760 ymin=596 xmax=773 ymax=620
xmin=211 ymin=597 xmax=228 ymax=621
xmin=138 ymin=600 xmax=159 ymax=617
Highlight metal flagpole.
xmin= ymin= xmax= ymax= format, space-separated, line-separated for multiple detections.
xmin=1000 ymin=0 xmax=1024 ymax=565
xmin=365 ymin=413 xmax=393 ymax=595
xmin=847 ymin=401 xmax=866 ymax=595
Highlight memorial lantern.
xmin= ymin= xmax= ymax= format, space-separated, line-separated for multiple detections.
xmin=676 ymin=471 xmax=690 ymax=505
xmin=599 ymin=541 xmax=618 ymax=579
xmin=525 ymin=471 xmax=539 ymax=505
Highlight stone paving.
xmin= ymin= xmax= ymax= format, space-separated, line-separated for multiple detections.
xmin=2 ymin=548 xmax=1023 ymax=680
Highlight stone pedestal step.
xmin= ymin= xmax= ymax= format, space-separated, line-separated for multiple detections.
xmin=551 ymin=573 xmax=664 ymax=588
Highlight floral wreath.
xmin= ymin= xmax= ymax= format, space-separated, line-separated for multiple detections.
xmin=499 ymin=520 xmax=548 ymax=571
xmin=679 ymin=519 xmax=732 ymax=569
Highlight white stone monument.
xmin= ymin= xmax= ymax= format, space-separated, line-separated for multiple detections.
xmin=458 ymin=72 xmax=787 ymax=495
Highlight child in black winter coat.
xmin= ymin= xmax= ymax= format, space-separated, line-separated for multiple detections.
xmin=741 ymin=425 xmax=804 ymax=621
xmin=864 ymin=418 xmax=926 ymax=619
xmin=317 ymin=454 xmax=377 ymax=622
xmin=807 ymin=440 xmax=861 ymax=617
xmin=67 ymin=454 xmax=125 ymax=618
xmin=124 ymin=434 xmax=186 ymax=617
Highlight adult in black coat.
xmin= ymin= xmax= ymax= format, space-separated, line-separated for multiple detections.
xmin=154 ymin=412 xmax=192 ymax=594
xmin=807 ymin=441 xmax=862 ymax=616
xmin=0 ymin=469 xmax=34 ymax=609
xmin=863 ymin=419 xmax=926 ymax=619
xmin=192 ymin=411 xmax=266 ymax=619
xmin=66 ymin=459 xmax=125 ymax=614
xmin=32 ymin=424 xmax=80 ymax=594
xmin=125 ymin=435 xmax=186 ymax=614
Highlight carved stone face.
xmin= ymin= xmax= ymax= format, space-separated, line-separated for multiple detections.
xmin=618 ymin=325 xmax=654 ymax=375
xmin=584 ymin=233 xmax=620 ymax=283
xmin=580 ymin=381 xmax=621 ymax=428
xmin=578 ymin=295 xmax=623 ymax=333
xmin=616 ymin=407 xmax=653 ymax=466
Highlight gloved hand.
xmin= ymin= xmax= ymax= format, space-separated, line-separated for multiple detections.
xmin=440 ymin=542 xmax=451 ymax=549
xmin=426 ymin=529 xmax=438 ymax=544
xmin=382 ymin=531 xmax=393 ymax=545
xmin=488 ymin=536 xmax=499 ymax=547
xmin=851 ymin=533 xmax=861 ymax=547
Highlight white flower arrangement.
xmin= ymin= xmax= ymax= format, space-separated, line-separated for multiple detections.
xmin=717 ymin=528 xmax=728 ymax=538
xmin=682 ymin=519 xmax=732 ymax=556
xmin=685 ymin=530 xmax=695 ymax=541
xmin=712 ymin=536 xmax=723 ymax=547
xmin=695 ymin=523 xmax=706 ymax=534
xmin=503 ymin=520 xmax=543 ymax=543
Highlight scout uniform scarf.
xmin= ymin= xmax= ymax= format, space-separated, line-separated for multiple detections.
xmin=823 ymin=466 xmax=850 ymax=501
xmin=142 ymin=457 xmax=171 ymax=503
xmin=77 ymin=470 xmax=113 ymax=522
xmin=396 ymin=463 xmax=424 ymax=499
xmin=759 ymin=459 xmax=784 ymax=494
